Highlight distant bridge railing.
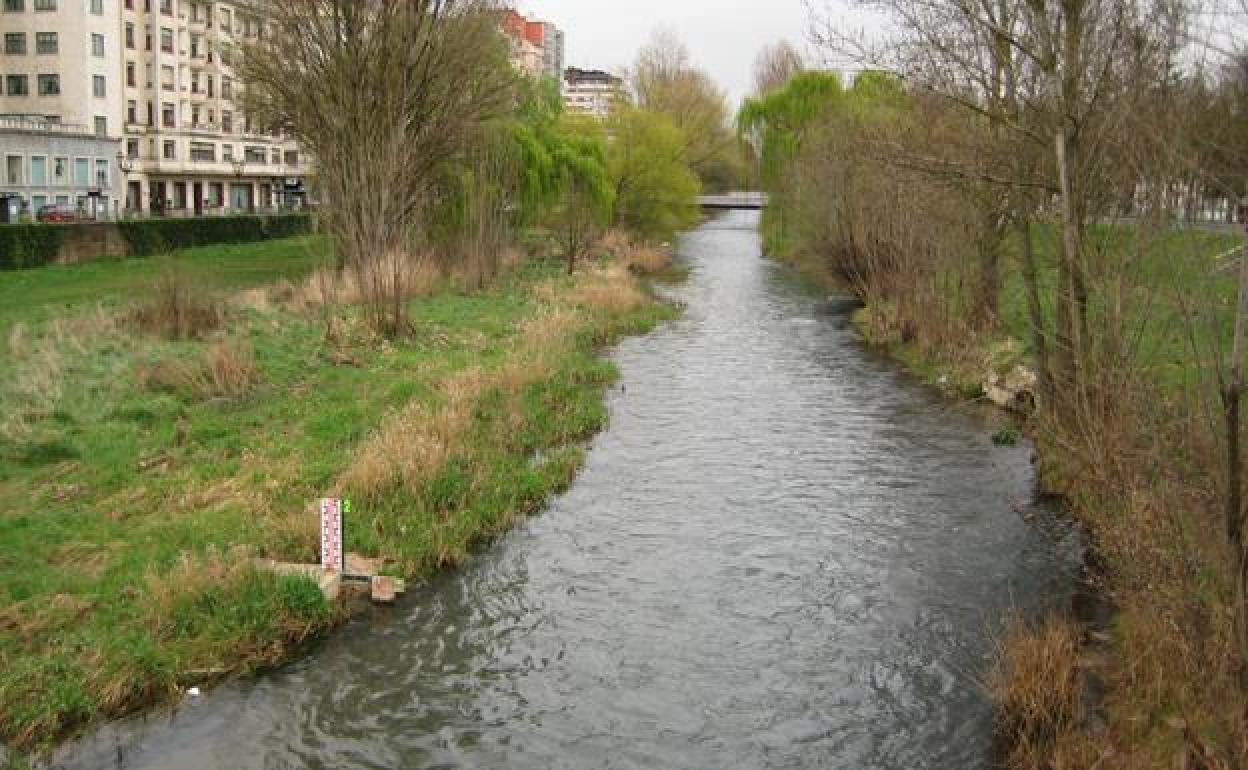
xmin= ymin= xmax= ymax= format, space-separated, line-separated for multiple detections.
xmin=698 ymin=193 xmax=768 ymax=210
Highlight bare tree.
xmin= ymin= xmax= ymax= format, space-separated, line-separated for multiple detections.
xmin=630 ymin=29 xmax=741 ymax=189
xmin=753 ymin=40 xmax=806 ymax=95
xmin=236 ymin=0 xmax=516 ymax=335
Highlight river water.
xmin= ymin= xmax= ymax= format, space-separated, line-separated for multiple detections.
xmin=53 ymin=210 xmax=1079 ymax=770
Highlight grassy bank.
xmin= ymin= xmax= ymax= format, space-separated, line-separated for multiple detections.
xmin=775 ymin=222 xmax=1247 ymax=767
xmin=0 ymin=235 xmax=677 ymax=754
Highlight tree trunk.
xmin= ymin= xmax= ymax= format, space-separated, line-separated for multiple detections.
xmin=1226 ymin=220 xmax=1248 ymax=677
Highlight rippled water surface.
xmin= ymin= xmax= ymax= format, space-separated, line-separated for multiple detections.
xmin=55 ymin=211 xmax=1078 ymax=769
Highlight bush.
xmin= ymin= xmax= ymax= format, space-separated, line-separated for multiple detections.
xmin=117 ymin=214 xmax=313 ymax=257
xmin=128 ymin=268 xmax=225 ymax=340
xmin=0 ymin=214 xmax=313 ymax=272
xmin=0 ymin=225 xmax=66 ymax=270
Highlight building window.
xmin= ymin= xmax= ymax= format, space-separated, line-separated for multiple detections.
xmin=160 ymin=64 xmax=173 ymax=91
xmin=3 ymin=0 xmax=24 ymax=11
xmin=221 ymin=110 xmax=232 ymax=133
xmin=190 ymin=105 xmax=199 ymax=125
xmin=126 ymin=61 xmax=135 ymax=87
xmin=125 ymin=22 xmax=134 ymax=49
xmin=5 ymin=156 xmax=23 ymax=185
xmin=190 ymin=142 xmax=215 ymax=162
xmin=30 ymin=156 xmax=46 ymax=185
xmin=74 ymin=158 xmax=89 ymax=186
xmin=32 ymin=195 xmax=47 ymax=211
xmin=159 ymin=0 xmax=170 ymax=13
xmin=284 ymin=150 xmax=298 ymax=166
xmin=37 ymin=73 xmax=59 ymax=95
xmin=90 ymin=0 xmax=102 ymax=14
xmin=270 ymin=148 xmax=280 ymax=165
xmin=91 ymin=33 xmax=104 ymax=57
xmin=159 ymin=28 xmax=172 ymax=53
xmin=5 ymin=33 xmax=26 ymax=55
xmin=161 ymin=102 xmax=174 ymax=127
xmin=53 ymin=156 xmax=65 ymax=184
xmin=222 ymin=143 xmax=233 ymax=161
xmin=5 ymin=74 xmax=28 ymax=94
xmin=162 ymin=140 xmax=175 ymax=159
xmin=33 ymin=0 xmax=53 ymax=9
xmin=245 ymin=146 xmax=265 ymax=164
xmin=126 ymin=138 xmax=138 ymax=159
xmin=126 ymin=99 xmax=136 ymax=123
xmin=221 ymin=76 xmax=231 ymax=100
xmin=92 ymin=74 xmax=106 ymax=98
xmin=35 ymin=32 xmax=57 ymax=54
xmin=94 ymin=115 xmax=107 ymax=136
xmin=95 ymin=159 xmax=109 ymax=188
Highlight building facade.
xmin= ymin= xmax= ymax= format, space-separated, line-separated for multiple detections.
xmin=563 ymin=67 xmax=623 ymax=120
xmin=502 ymin=10 xmax=564 ymax=83
xmin=0 ymin=0 xmax=310 ymax=219
xmin=0 ymin=114 xmax=117 ymax=221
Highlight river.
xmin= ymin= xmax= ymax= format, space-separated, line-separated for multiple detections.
xmin=52 ymin=210 xmax=1079 ymax=769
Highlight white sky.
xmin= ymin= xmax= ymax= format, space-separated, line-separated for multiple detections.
xmin=518 ymin=1 xmax=880 ymax=108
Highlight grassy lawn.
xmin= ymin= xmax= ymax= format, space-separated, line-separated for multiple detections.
xmin=0 ymin=238 xmax=675 ymax=752
xmin=0 ymin=236 xmax=331 ymax=337
xmin=996 ymin=224 xmax=1242 ymax=390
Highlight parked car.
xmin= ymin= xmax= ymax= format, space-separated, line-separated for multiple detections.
xmin=35 ymin=203 xmax=78 ymax=223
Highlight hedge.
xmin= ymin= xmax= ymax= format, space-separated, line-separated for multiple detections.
xmin=116 ymin=213 xmax=314 ymax=257
xmin=0 ymin=225 xmax=66 ymax=271
xmin=0 ymin=214 xmax=314 ymax=272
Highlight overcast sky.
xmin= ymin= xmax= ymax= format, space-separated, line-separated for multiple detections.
xmin=519 ymin=1 xmax=880 ymax=108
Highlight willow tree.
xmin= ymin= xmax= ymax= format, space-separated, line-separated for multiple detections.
xmin=509 ymin=80 xmax=613 ymax=272
xmin=236 ymin=0 xmax=515 ymax=334
xmin=608 ymin=106 xmax=701 ymax=242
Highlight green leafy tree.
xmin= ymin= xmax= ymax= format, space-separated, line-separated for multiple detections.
xmin=608 ymin=106 xmax=701 ymax=242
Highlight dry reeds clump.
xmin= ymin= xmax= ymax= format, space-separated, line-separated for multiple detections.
xmin=338 ymin=367 xmax=489 ymax=500
xmin=129 ymin=268 xmax=224 ymax=340
xmin=623 ymin=244 xmax=672 ymax=275
xmin=137 ymin=340 xmax=258 ymax=400
xmin=990 ymin=614 xmax=1084 ymax=770
xmin=566 ymin=264 xmax=648 ymax=314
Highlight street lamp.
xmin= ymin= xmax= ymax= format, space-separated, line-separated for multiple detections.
xmin=116 ymin=151 xmax=135 ymax=218
xmin=230 ymin=158 xmax=251 ymax=213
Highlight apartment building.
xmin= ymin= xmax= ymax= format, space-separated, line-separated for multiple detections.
xmin=564 ymin=67 xmax=623 ymax=120
xmin=501 ymin=10 xmax=564 ymax=83
xmin=0 ymin=0 xmax=311 ymax=218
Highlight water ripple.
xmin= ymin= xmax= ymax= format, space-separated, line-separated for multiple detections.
xmin=52 ymin=210 xmax=1079 ymax=770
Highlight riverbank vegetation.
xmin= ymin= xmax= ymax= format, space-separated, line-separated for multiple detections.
xmin=1 ymin=1 xmax=707 ymax=756
xmin=0 ymin=233 xmax=676 ymax=751
xmin=745 ymin=2 xmax=1248 ymax=766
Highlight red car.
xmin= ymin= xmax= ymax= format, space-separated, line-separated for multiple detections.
xmin=35 ymin=203 xmax=78 ymax=223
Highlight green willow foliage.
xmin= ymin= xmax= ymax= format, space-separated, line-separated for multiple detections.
xmin=512 ymin=80 xmax=613 ymax=231
xmin=736 ymin=70 xmax=909 ymax=258
xmin=608 ymin=106 xmax=701 ymax=242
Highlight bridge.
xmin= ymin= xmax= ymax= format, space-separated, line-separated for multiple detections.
xmin=698 ymin=192 xmax=768 ymax=210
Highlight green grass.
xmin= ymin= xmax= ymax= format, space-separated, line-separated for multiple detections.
xmin=0 ymin=236 xmax=331 ymax=337
xmin=996 ymin=224 xmax=1241 ymax=390
xmin=0 ymin=244 xmax=676 ymax=753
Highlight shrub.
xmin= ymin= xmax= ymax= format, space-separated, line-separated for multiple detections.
xmin=137 ymin=340 xmax=258 ymax=401
xmin=0 ymin=224 xmax=66 ymax=270
xmin=128 ymin=268 xmax=225 ymax=340
xmin=116 ymin=214 xmax=313 ymax=258
xmin=1 ymin=215 xmax=312 ymax=272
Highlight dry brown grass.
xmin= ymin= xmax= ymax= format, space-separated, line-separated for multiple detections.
xmin=0 ymin=308 xmax=123 ymax=442
xmin=565 ymin=264 xmax=648 ymax=314
xmin=337 ymin=266 xmax=619 ymax=503
xmin=990 ymin=614 xmax=1086 ymax=770
xmin=137 ymin=340 xmax=258 ymax=400
xmin=596 ymin=230 xmax=673 ymax=275
xmin=129 ymin=269 xmax=225 ymax=340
